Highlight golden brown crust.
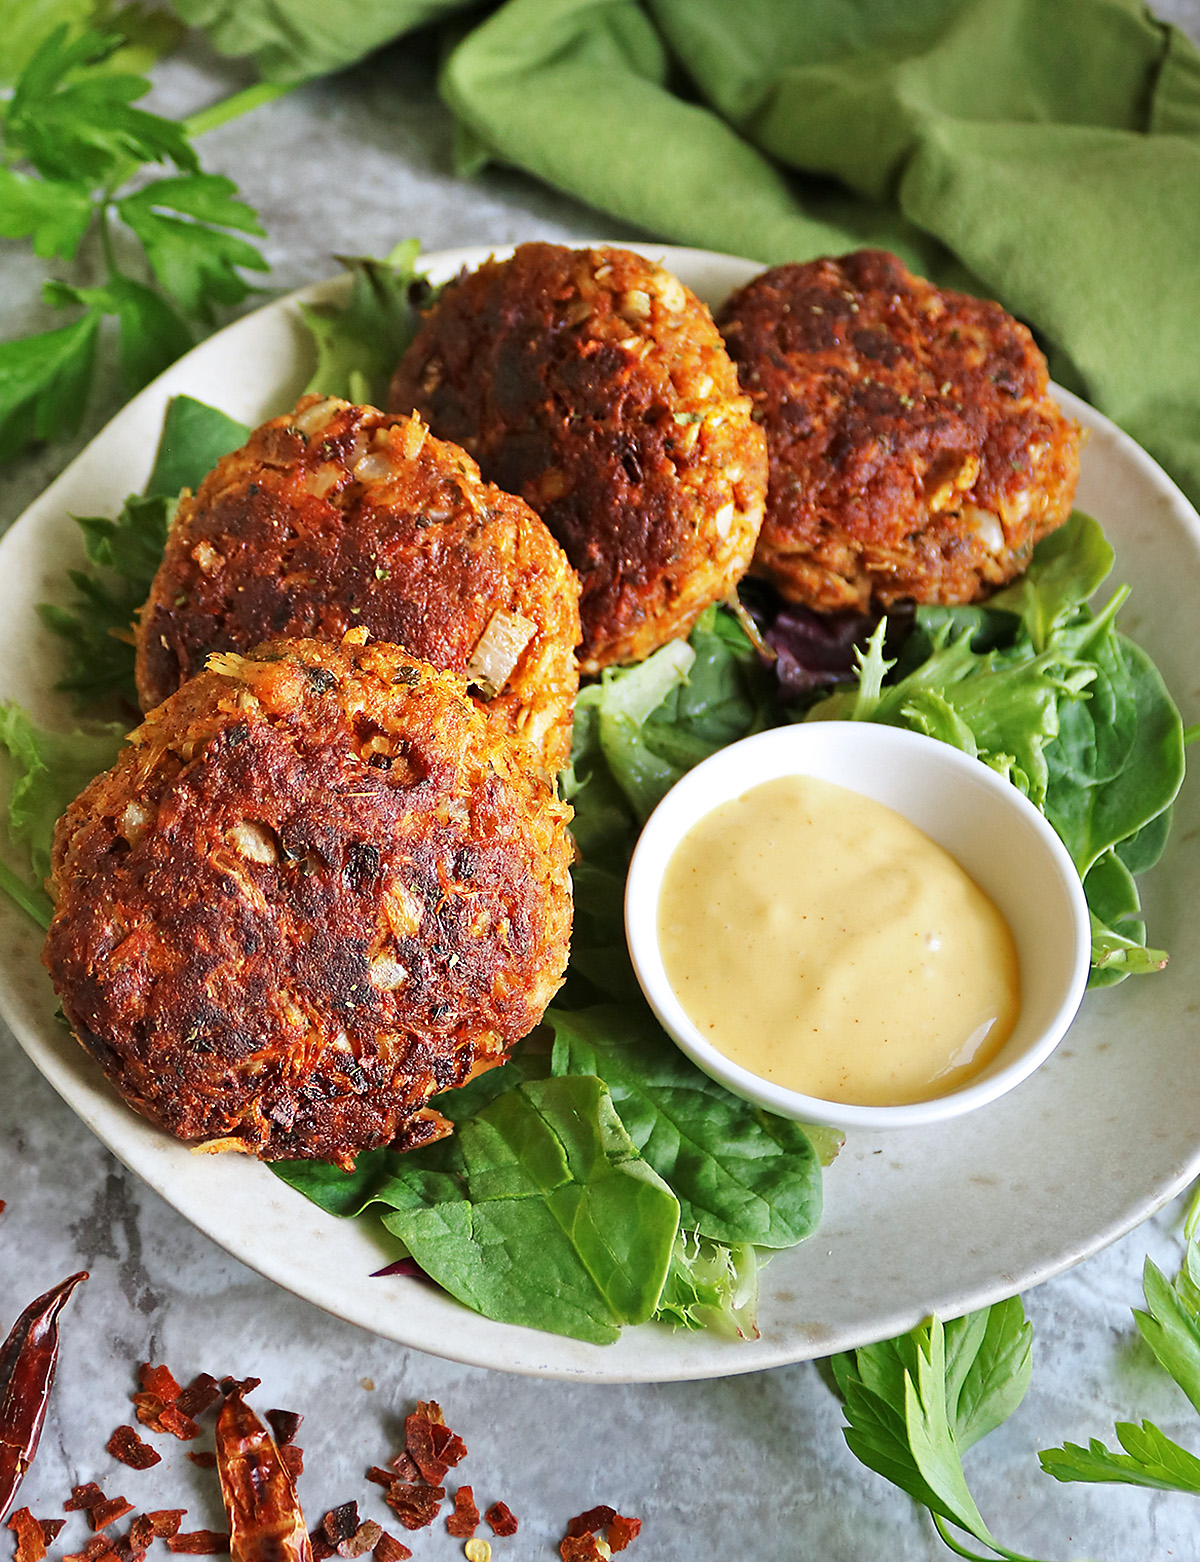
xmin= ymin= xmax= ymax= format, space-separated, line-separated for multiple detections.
xmin=389 ymin=243 xmax=768 ymax=672
xmin=717 ymin=250 xmax=1081 ymax=611
xmin=44 ymin=635 xmax=574 ymax=1167
xmin=135 ymin=399 xmax=581 ymax=776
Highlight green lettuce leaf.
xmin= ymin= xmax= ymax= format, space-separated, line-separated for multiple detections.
xmin=302 ymin=241 xmax=434 ymax=407
xmin=808 ymin=513 xmax=1184 ymax=980
xmin=0 ymin=703 xmax=125 ymax=926
xmin=655 ymin=1229 xmax=759 ymax=1338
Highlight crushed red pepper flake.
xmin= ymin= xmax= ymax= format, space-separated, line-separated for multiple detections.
xmin=186 ymin=1452 xmax=216 ymax=1469
xmin=131 ymin=1395 xmax=166 ymax=1431
xmin=484 ymin=1503 xmax=517 ymax=1538
xmin=107 ymin=1426 xmax=162 ymax=1470
xmin=175 ymin=1376 xmax=221 ymax=1421
xmin=320 ymin=1506 xmax=358 ymax=1548
xmin=128 ymin=1517 xmax=155 ymax=1554
xmin=337 ymin=1522 xmax=381 ymax=1559
xmin=264 ymin=1410 xmax=302 ymax=1447
xmin=364 ymin=1469 xmax=396 ymax=1490
xmin=311 ymin=1539 xmax=335 ymax=1562
xmin=165 ymin=1533 xmax=230 ymax=1555
xmin=63 ymin=1538 xmax=114 ymax=1562
xmin=560 ymin=1537 xmax=608 ymax=1562
xmin=371 ymin=1536 xmax=410 ymax=1562
xmin=445 ymin=1487 xmax=479 ymax=1540
xmin=607 ymin=1515 xmax=641 ymax=1553
xmin=217 ymin=1377 xmax=259 ymax=1398
xmin=7 ymin=1507 xmax=48 ymax=1562
xmin=565 ymin=1507 xmax=617 ymax=1540
xmin=387 ymin=1454 xmax=420 ymax=1485
xmin=146 ymin=1513 xmax=185 ymax=1540
xmin=278 ymin=1445 xmax=303 ymax=1481
xmin=65 ymin=1484 xmax=107 ymax=1512
xmin=383 ymin=1484 xmax=443 ymax=1532
xmin=156 ymin=1405 xmax=200 ymax=1442
xmin=89 ymin=1498 xmax=135 ymax=1533
xmin=404 ymin=1408 xmax=466 ymax=1486
xmin=36 ymin=1521 xmax=65 ymax=1547
xmin=173 ymin=1381 xmax=215 ymax=1422
xmin=137 ymin=1366 xmax=181 ymax=1404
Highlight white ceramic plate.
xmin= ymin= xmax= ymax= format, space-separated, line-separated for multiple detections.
xmin=1 ymin=245 xmax=1197 ymax=1383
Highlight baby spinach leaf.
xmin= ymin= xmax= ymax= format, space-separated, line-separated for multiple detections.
xmin=278 ymin=1074 xmax=680 ymax=1345
xmin=987 ymin=510 xmax=1114 ymax=650
xmin=546 ymin=1004 xmax=821 ymax=1249
xmin=1043 ymin=629 xmax=1184 ymax=879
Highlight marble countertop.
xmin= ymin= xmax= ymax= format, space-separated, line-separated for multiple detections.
xmin=3 ymin=10 xmax=1200 ymax=1559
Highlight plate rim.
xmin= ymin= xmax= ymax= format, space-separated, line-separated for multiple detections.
xmin=1 ymin=241 xmax=1198 ymax=1382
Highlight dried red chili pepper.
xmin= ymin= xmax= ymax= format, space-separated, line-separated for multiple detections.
xmin=0 ymin=1272 xmax=87 ymax=1522
xmin=215 ymin=1389 xmax=312 ymax=1562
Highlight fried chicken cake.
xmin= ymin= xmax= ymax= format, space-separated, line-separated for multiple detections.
xmin=389 ymin=243 xmax=768 ymax=672
xmin=44 ymin=634 xmax=574 ymax=1167
xmin=136 ymin=398 xmax=581 ymax=775
xmin=718 ymin=250 xmax=1081 ymax=612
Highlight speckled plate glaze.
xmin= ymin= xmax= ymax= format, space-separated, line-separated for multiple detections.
xmin=1 ymin=245 xmax=1197 ymax=1382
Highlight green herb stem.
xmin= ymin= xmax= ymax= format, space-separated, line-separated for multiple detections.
xmin=0 ymin=860 xmax=51 ymax=930
xmin=183 ymin=81 xmax=293 ymax=140
xmin=931 ymin=1515 xmax=1057 ymax=1562
xmin=1182 ymin=721 xmax=1200 ymax=747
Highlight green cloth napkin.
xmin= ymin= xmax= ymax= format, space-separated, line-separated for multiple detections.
xmin=177 ymin=0 xmax=1200 ymax=511
xmin=441 ymin=0 xmax=1200 ymax=509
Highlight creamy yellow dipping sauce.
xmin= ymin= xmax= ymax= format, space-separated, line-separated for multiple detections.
xmin=657 ymin=774 xmax=1020 ymax=1106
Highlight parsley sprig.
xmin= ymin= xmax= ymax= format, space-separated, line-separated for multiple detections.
xmin=830 ymin=1300 xmax=1073 ymax=1561
xmin=1040 ymin=1189 xmax=1200 ymax=1497
xmin=0 ymin=23 xmax=280 ymax=461
xmin=832 ymin=1194 xmax=1200 ymax=1557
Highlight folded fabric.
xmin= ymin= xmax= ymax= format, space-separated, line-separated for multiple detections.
xmin=441 ymin=0 xmax=1200 ymax=510
xmin=175 ymin=0 xmax=1200 ymax=511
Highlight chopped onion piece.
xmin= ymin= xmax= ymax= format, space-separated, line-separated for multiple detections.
xmin=466 ymin=611 xmax=536 ymax=699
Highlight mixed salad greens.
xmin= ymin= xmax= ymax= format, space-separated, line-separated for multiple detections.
xmin=0 ymin=248 xmax=1187 ymax=1347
